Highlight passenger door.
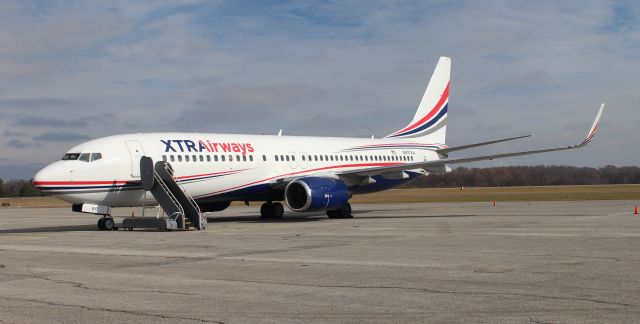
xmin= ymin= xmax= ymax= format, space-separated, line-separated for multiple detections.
xmin=125 ymin=140 xmax=145 ymax=177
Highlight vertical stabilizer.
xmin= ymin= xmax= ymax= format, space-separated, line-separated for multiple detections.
xmin=386 ymin=56 xmax=450 ymax=143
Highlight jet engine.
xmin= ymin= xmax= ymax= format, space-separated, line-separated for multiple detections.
xmin=284 ymin=177 xmax=350 ymax=212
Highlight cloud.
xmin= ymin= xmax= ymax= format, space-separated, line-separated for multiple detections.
xmin=4 ymin=130 xmax=27 ymax=137
xmin=0 ymin=0 xmax=637 ymax=175
xmin=33 ymin=132 xmax=90 ymax=142
xmin=0 ymin=162 xmax=44 ymax=180
xmin=173 ymin=84 xmax=325 ymax=129
xmin=6 ymin=138 xmax=40 ymax=149
xmin=14 ymin=116 xmax=89 ymax=127
xmin=0 ymin=97 xmax=78 ymax=109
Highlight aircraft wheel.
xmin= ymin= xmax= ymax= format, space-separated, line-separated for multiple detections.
xmin=260 ymin=202 xmax=284 ymax=219
xmin=97 ymin=218 xmax=106 ymax=230
xmin=260 ymin=202 xmax=273 ymax=218
xmin=272 ymin=202 xmax=284 ymax=219
xmin=103 ymin=217 xmax=115 ymax=231
xmin=327 ymin=203 xmax=352 ymax=219
xmin=342 ymin=203 xmax=353 ymax=218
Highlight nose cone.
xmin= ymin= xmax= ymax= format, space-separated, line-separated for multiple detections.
xmin=32 ymin=161 xmax=70 ymax=192
xmin=32 ymin=164 xmax=53 ymax=191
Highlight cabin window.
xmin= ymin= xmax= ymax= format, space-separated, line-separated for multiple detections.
xmin=237 ymin=155 xmax=241 ymax=161
xmin=200 ymin=155 xmax=204 ymax=162
xmin=192 ymin=155 xmax=197 ymax=162
xmin=314 ymin=155 xmax=318 ymax=161
xmin=162 ymin=155 xmax=167 ymax=162
xmin=185 ymin=155 xmax=190 ymax=162
xmin=291 ymin=155 xmax=295 ymax=161
xmin=280 ymin=155 xmax=284 ymax=161
xmin=285 ymin=155 xmax=290 ymax=162
xmin=221 ymin=155 xmax=226 ymax=161
xmin=241 ymin=155 xmax=246 ymax=162
xmin=302 ymin=155 xmax=305 ymax=161
xmin=229 ymin=155 xmax=233 ymax=161
xmin=178 ymin=155 xmax=183 ymax=162
xmin=319 ymin=155 xmax=323 ymax=161
xmin=214 ymin=155 xmax=219 ymax=162
xmin=170 ymin=155 xmax=175 ymax=162
xmin=275 ymin=155 xmax=279 ymax=161
xmin=263 ymin=155 xmax=267 ymax=161
xmin=249 ymin=155 xmax=253 ymax=162
xmin=206 ymin=155 xmax=211 ymax=162
xmin=308 ymin=155 xmax=312 ymax=161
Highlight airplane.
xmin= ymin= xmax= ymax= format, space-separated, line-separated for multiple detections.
xmin=32 ymin=56 xmax=605 ymax=231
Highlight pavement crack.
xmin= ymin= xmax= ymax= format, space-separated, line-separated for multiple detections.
xmin=0 ymin=271 xmax=199 ymax=297
xmin=216 ymin=243 xmax=352 ymax=258
xmin=0 ymin=296 xmax=222 ymax=323
xmin=528 ymin=316 xmax=553 ymax=324
xmin=201 ymin=276 xmax=637 ymax=308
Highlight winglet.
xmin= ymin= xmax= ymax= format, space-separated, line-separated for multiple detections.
xmin=578 ymin=103 xmax=605 ymax=147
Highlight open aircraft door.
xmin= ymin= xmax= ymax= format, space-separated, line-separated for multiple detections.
xmin=125 ymin=140 xmax=145 ymax=178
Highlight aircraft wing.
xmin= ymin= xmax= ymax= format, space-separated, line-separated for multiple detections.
xmin=437 ymin=134 xmax=532 ymax=155
xmin=339 ymin=103 xmax=605 ymax=178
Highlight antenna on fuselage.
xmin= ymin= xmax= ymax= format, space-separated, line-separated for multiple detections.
xmin=278 ymin=129 xmax=283 ymax=136
xmin=371 ymin=134 xmax=375 ymax=139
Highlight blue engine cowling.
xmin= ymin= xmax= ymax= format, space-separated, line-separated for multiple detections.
xmin=284 ymin=177 xmax=350 ymax=212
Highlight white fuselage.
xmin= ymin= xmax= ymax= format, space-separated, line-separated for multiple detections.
xmin=33 ymin=133 xmax=442 ymax=207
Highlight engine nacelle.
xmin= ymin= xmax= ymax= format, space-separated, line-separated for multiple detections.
xmin=285 ymin=177 xmax=350 ymax=212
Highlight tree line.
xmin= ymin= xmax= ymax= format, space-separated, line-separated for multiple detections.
xmin=0 ymin=179 xmax=44 ymax=197
xmin=0 ymin=165 xmax=638 ymax=197
xmin=407 ymin=165 xmax=640 ymax=188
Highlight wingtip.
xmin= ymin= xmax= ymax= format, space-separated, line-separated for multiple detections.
xmin=580 ymin=103 xmax=605 ymax=146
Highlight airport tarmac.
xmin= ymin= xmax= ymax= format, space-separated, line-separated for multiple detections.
xmin=1 ymin=201 xmax=640 ymax=323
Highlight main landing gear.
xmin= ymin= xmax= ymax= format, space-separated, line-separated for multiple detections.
xmin=326 ymin=203 xmax=353 ymax=219
xmin=97 ymin=216 xmax=115 ymax=231
xmin=260 ymin=201 xmax=284 ymax=219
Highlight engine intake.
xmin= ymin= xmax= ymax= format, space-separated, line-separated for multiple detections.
xmin=285 ymin=177 xmax=350 ymax=212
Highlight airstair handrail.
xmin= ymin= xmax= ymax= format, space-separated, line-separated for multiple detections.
xmin=153 ymin=169 xmax=185 ymax=229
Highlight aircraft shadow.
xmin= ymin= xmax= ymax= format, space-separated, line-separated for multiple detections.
xmin=207 ymin=210 xmax=477 ymax=223
xmin=0 ymin=224 xmax=97 ymax=234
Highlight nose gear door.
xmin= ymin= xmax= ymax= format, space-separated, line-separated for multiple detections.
xmin=125 ymin=140 xmax=145 ymax=178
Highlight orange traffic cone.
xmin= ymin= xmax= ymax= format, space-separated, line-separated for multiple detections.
xmin=492 ymin=201 xmax=496 ymax=207
xmin=635 ymin=206 xmax=638 ymax=215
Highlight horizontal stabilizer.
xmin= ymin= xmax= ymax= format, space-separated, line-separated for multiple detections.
xmin=437 ymin=134 xmax=532 ymax=155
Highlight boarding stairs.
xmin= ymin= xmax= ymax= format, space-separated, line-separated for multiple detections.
xmin=121 ymin=156 xmax=206 ymax=230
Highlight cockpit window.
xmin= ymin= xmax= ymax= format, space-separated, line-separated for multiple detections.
xmin=62 ymin=152 xmax=103 ymax=162
xmin=62 ymin=153 xmax=81 ymax=160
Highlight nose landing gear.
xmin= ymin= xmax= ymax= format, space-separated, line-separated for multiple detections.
xmin=97 ymin=216 xmax=115 ymax=231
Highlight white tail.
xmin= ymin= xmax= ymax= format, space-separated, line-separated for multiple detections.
xmin=386 ymin=56 xmax=450 ymax=143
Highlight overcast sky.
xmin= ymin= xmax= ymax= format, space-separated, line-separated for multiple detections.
xmin=0 ymin=0 xmax=638 ymax=180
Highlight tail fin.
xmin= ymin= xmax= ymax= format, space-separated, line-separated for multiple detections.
xmin=386 ymin=56 xmax=450 ymax=143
